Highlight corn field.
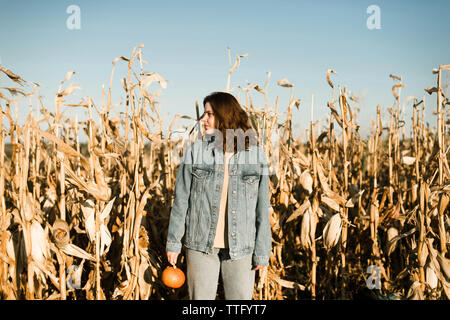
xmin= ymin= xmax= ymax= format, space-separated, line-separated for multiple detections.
xmin=0 ymin=46 xmax=448 ymax=300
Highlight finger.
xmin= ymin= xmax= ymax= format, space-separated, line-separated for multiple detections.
xmin=168 ymin=255 xmax=177 ymax=266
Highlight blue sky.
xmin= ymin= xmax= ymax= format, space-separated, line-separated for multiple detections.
xmin=0 ymin=0 xmax=449 ymax=141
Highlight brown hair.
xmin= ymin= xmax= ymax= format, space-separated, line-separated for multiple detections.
xmin=203 ymin=91 xmax=259 ymax=154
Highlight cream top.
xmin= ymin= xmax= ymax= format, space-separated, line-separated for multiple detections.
xmin=213 ymin=151 xmax=234 ymax=248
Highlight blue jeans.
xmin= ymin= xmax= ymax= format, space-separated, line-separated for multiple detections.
xmin=186 ymin=247 xmax=255 ymax=300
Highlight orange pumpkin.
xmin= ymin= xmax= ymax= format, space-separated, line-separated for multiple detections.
xmin=162 ymin=266 xmax=185 ymax=288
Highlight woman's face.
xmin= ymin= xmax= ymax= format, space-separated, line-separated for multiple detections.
xmin=201 ymin=102 xmax=216 ymax=134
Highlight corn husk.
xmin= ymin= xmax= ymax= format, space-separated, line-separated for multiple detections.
xmin=30 ymin=220 xmax=49 ymax=266
xmin=299 ymin=170 xmax=313 ymax=195
xmin=385 ymin=227 xmax=399 ymax=256
xmin=438 ymin=193 xmax=449 ymax=216
xmin=80 ymin=197 xmax=114 ymax=256
xmin=412 ymin=183 xmax=418 ymax=203
xmin=418 ymin=239 xmax=428 ymax=268
xmin=51 ymin=219 xmax=70 ymax=249
xmin=402 ymin=156 xmax=416 ymax=165
xmin=426 ymin=265 xmax=438 ymax=289
xmin=81 ymin=199 xmax=96 ymax=242
xmin=300 ymin=207 xmax=317 ymax=250
xmin=100 ymin=198 xmax=114 ymax=255
xmin=436 ymin=252 xmax=450 ymax=281
xmin=322 ymin=213 xmax=342 ymax=250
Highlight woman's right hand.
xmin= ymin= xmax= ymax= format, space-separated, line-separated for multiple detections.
xmin=166 ymin=251 xmax=180 ymax=267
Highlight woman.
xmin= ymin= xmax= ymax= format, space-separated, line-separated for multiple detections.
xmin=166 ymin=91 xmax=271 ymax=300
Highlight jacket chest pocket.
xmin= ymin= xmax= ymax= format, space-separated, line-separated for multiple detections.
xmin=192 ymin=166 xmax=212 ymax=179
xmin=241 ymin=172 xmax=260 ymax=200
xmin=242 ymin=173 xmax=259 ymax=184
xmin=191 ymin=166 xmax=212 ymax=193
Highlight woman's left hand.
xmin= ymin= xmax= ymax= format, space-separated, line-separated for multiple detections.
xmin=252 ymin=265 xmax=265 ymax=271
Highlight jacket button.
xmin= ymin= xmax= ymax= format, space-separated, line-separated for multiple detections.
xmin=232 ymin=210 xmax=236 ymax=214
xmin=232 ymin=190 xmax=236 ymax=194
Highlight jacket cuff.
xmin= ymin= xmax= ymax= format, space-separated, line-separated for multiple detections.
xmin=252 ymin=254 xmax=269 ymax=266
xmin=166 ymin=241 xmax=182 ymax=253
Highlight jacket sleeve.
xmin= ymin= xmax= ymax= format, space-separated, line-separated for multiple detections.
xmin=252 ymin=145 xmax=272 ymax=266
xmin=166 ymin=142 xmax=194 ymax=253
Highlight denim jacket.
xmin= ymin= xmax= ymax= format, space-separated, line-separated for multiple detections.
xmin=166 ymin=133 xmax=272 ymax=266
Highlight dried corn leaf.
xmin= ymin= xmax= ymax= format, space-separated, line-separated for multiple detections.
xmin=424 ymin=86 xmax=438 ymax=95
xmin=229 ymin=54 xmax=248 ymax=74
xmin=62 ymin=244 xmax=95 ymax=261
xmin=56 ymin=82 xmax=82 ymax=97
xmin=63 ymin=71 xmax=76 ymax=83
xmin=406 ymin=281 xmax=424 ymax=300
xmin=326 ymin=69 xmax=337 ymax=89
xmin=37 ymin=129 xmax=82 ymax=159
xmin=141 ymin=72 xmax=167 ymax=89
xmin=65 ymin=165 xmax=111 ymax=201
xmin=321 ymin=194 xmax=340 ymax=212
xmin=0 ymin=67 xmax=26 ymax=85
xmin=274 ymin=276 xmax=305 ymax=290
xmin=277 ymin=78 xmax=293 ymax=88
xmin=286 ymin=199 xmax=311 ymax=223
